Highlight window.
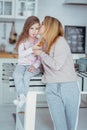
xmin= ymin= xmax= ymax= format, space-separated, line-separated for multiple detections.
xmin=65 ymin=26 xmax=86 ymax=53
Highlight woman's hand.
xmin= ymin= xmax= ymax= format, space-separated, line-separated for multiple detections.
xmin=33 ymin=49 xmax=43 ymax=55
xmin=32 ymin=45 xmax=43 ymax=55
xmin=32 ymin=45 xmax=41 ymax=50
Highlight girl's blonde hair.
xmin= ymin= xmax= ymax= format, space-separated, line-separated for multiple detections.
xmin=15 ymin=16 xmax=40 ymax=50
xmin=40 ymin=16 xmax=64 ymax=53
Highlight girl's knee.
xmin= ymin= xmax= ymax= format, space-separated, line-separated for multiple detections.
xmin=13 ymin=71 xmax=23 ymax=80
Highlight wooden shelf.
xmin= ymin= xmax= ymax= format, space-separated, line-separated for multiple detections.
xmin=0 ymin=52 xmax=18 ymax=58
xmin=63 ymin=0 xmax=87 ymax=5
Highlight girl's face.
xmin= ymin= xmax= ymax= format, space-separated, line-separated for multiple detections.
xmin=29 ymin=23 xmax=40 ymax=38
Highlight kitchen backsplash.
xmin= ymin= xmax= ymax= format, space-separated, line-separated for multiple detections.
xmin=0 ymin=20 xmax=24 ymax=53
xmin=0 ymin=23 xmax=87 ymax=54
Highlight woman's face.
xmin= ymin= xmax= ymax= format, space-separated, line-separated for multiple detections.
xmin=29 ymin=23 xmax=40 ymax=38
xmin=39 ymin=22 xmax=45 ymax=35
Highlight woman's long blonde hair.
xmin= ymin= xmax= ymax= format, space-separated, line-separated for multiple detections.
xmin=15 ymin=16 xmax=40 ymax=50
xmin=40 ymin=16 xmax=64 ymax=53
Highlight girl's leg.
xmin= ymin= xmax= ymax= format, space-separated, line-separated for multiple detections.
xmin=45 ymin=83 xmax=68 ymax=130
xmin=61 ymin=82 xmax=81 ymax=130
xmin=23 ymin=67 xmax=40 ymax=95
xmin=13 ymin=65 xmax=26 ymax=96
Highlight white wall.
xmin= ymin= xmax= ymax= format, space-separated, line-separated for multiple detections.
xmin=38 ymin=0 xmax=87 ymax=26
xmin=0 ymin=20 xmax=25 ymax=53
xmin=37 ymin=0 xmax=87 ymax=53
xmin=0 ymin=0 xmax=87 ymax=53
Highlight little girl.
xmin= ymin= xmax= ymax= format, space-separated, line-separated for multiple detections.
xmin=13 ymin=16 xmax=41 ymax=107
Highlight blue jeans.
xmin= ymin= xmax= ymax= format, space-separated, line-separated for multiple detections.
xmin=13 ymin=64 xmax=40 ymax=96
xmin=45 ymin=82 xmax=81 ymax=130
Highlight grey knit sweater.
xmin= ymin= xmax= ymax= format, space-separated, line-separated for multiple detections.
xmin=40 ymin=37 xmax=77 ymax=83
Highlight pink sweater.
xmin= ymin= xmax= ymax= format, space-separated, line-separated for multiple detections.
xmin=40 ymin=37 xmax=77 ymax=83
xmin=18 ymin=40 xmax=41 ymax=68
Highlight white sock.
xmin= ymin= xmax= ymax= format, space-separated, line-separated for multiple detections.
xmin=18 ymin=94 xmax=26 ymax=108
xmin=20 ymin=94 xmax=26 ymax=100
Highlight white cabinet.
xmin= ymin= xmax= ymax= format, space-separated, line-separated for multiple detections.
xmin=0 ymin=58 xmax=17 ymax=104
xmin=15 ymin=0 xmax=38 ymax=19
xmin=77 ymin=74 xmax=83 ymax=91
xmin=77 ymin=71 xmax=87 ymax=92
xmin=0 ymin=58 xmax=87 ymax=105
xmin=0 ymin=61 xmax=3 ymax=104
xmin=0 ymin=0 xmax=38 ymax=19
xmin=0 ymin=0 xmax=15 ymax=18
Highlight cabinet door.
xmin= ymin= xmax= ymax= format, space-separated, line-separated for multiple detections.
xmin=15 ymin=0 xmax=38 ymax=19
xmin=77 ymin=75 xmax=83 ymax=91
xmin=0 ymin=0 xmax=15 ymax=18
xmin=83 ymin=77 xmax=87 ymax=92
xmin=0 ymin=62 xmax=3 ymax=104
xmin=3 ymin=83 xmax=16 ymax=104
xmin=2 ymin=62 xmax=17 ymax=104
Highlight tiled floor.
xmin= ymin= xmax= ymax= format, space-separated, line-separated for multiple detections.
xmin=0 ymin=105 xmax=16 ymax=130
xmin=77 ymin=108 xmax=87 ymax=130
xmin=36 ymin=108 xmax=87 ymax=130
xmin=0 ymin=104 xmax=87 ymax=130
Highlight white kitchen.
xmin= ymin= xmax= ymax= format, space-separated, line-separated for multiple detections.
xmin=0 ymin=0 xmax=87 ymax=130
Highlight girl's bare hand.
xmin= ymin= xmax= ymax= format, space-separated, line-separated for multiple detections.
xmin=27 ymin=66 xmax=36 ymax=72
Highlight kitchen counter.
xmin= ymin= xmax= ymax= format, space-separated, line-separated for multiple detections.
xmin=0 ymin=52 xmax=18 ymax=58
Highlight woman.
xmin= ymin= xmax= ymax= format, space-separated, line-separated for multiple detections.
xmin=33 ymin=16 xmax=81 ymax=130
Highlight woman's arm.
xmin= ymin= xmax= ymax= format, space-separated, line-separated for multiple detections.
xmin=33 ymin=38 xmax=70 ymax=70
xmin=41 ymin=39 xmax=70 ymax=70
